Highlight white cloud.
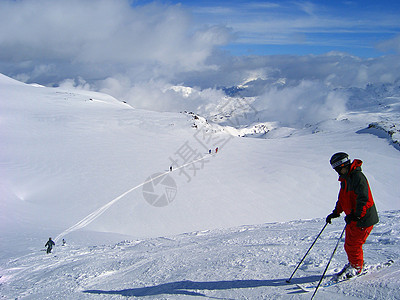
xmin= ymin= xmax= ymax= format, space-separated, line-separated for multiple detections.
xmin=254 ymin=80 xmax=347 ymax=128
xmin=377 ymin=34 xmax=400 ymax=54
xmin=0 ymin=0 xmax=232 ymax=82
xmin=92 ymin=76 xmax=226 ymax=113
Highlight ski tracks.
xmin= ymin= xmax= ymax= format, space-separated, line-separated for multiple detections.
xmin=54 ymin=153 xmax=214 ymax=243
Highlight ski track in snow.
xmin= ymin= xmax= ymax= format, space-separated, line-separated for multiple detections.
xmin=1 ymin=211 xmax=399 ymax=299
xmin=54 ymin=153 xmax=213 ymax=244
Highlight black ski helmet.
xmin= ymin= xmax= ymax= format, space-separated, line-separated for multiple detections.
xmin=330 ymin=152 xmax=351 ymax=169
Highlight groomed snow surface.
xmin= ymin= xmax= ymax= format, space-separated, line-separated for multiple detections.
xmin=1 ymin=74 xmax=400 ymax=299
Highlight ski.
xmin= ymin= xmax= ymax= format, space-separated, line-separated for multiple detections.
xmin=296 ymin=259 xmax=394 ymax=292
xmin=296 ymin=272 xmax=364 ymax=293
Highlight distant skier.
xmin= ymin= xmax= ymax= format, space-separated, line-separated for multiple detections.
xmin=45 ymin=237 xmax=55 ymax=254
xmin=62 ymin=239 xmax=66 ymax=246
xmin=170 ymin=166 xmax=173 ymax=172
xmin=215 ymin=147 xmax=219 ymax=153
xmin=326 ymin=152 xmax=379 ymax=279
xmin=209 ymin=149 xmax=212 ymax=154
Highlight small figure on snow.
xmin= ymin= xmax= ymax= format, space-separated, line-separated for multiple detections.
xmin=215 ymin=147 xmax=219 ymax=153
xmin=326 ymin=152 xmax=379 ymax=279
xmin=209 ymin=149 xmax=212 ymax=154
xmin=45 ymin=237 xmax=55 ymax=254
xmin=170 ymin=166 xmax=173 ymax=172
xmin=62 ymin=239 xmax=66 ymax=246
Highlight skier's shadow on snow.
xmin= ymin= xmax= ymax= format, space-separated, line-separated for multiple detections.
xmin=83 ymin=276 xmax=320 ymax=298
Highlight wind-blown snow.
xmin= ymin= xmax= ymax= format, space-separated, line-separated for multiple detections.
xmin=1 ymin=73 xmax=400 ymax=299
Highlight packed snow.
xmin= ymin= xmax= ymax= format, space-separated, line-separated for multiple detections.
xmin=1 ymin=211 xmax=399 ymax=299
xmin=1 ymin=73 xmax=400 ymax=299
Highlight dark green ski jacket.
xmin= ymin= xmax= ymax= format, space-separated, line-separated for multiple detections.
xmin=333 ymin=159 xmax=379 ymax=228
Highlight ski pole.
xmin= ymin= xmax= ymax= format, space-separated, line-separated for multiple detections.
xmin=286 ymin=222 xmax=328 ymax=283
xmin=310 ymin=224 xmax=346 ymax=300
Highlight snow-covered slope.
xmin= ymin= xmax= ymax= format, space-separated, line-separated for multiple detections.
xmin=1 ymin=210 xmax=399 ymax=299
xmin=1 ymin=72 xmax=400 ymax=238
xmin=1 ymin=73 xmax=400 ymax=298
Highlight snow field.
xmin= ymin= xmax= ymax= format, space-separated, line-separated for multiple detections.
xmin=1 ymin=76 xmax=399 ymax=240
xmin=1 ymin=74 xmax=400 ymax=299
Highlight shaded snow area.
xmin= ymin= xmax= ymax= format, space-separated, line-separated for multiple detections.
xmin=1 ymin=211 xmax=399 ymax=299
xmin=1 ymin=73 xmax=400 ymax=299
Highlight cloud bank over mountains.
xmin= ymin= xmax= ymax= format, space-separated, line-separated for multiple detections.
xmin=1 ymin=0 xmax=400 ymax=123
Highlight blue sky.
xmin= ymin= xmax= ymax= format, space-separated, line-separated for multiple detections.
xmin=135 ymin=0 xmax=400 ymax=57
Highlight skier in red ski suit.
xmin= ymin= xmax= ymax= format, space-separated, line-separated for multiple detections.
xmin=326 ymin=152 xmax=379 ymax=277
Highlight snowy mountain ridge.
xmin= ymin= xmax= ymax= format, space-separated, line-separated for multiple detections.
xmin=177 ymin=78 xmax=400 ymax=144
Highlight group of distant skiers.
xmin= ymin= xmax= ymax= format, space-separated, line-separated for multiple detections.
xmin=44 ymin=151 xmax=378 ymax=281
xmin=44 ymin=238 xmax=66 ymax=254
xmin=169 ymin=147 xmax=219 ymax=172
xmin=210 ymin=147 xmax=218 ymax=154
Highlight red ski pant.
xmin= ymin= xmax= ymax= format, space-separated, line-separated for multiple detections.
xmin=344 ymin=222 xmax=373 ymax=269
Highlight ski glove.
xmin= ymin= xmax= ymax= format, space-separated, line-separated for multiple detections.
xmin=326 ymin=212 xmax=340 ymax=224
xmin=345 ymin=213 xmax=360 ymax=224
